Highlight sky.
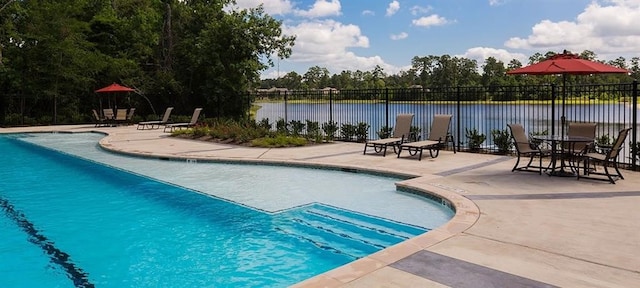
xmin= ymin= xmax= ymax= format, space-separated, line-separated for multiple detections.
xmin=228 ymin=0 xmax=640 ymax=79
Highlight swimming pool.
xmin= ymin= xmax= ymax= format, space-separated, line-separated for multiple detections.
xmin=0 ymin=133 xmax=454 ymax=287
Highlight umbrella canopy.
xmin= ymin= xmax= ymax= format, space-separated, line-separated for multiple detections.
xmin=506 ymin=50 xmax=629 ymax=136
xmin=94 ymin=83 xmax=135 ymax=111
xmin=507 ymin=51 xmax=629 ymax=75
xmin=95 ymin=83 xmax=135 ymax=93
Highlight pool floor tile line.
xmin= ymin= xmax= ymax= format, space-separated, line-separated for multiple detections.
xmin=390 ymin=250 xmax=558 ymax=288
xmin=0 ymin=197 xmax=95 ymax=288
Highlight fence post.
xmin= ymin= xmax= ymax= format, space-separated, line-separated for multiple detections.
xmin=284 ymin=90 xmax=288 ymax=124
xmin=551 ymin=84 xmax=556 ymax=136
xmin=456 ymin=86 xmax=461 ymax=152
xmin=385 ymin=88 xmax=389 ymax=130
xmin=633 ymin=80 xmax=638 ymax=171
xmin=329 ymin=88 xmax=333 ymax=124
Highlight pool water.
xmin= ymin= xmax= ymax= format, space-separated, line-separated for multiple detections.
xmin=0 ymin=133 xmax=453 ymax=287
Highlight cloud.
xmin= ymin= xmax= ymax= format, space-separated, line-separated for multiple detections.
xmin=280 ymin=19 xmax=399 ymax=74
xmin=230 ymin=0 xmax=294 ymax=15
xmin=410 ymin=5 xmax=433 ymax=16
xmin=461 ymin=47 xmax=527 ymax=67
xmin=362 ymin=10 xmax=375 ymax=16
xmin=295 ymin=0 xmax=342 ymax=18
xmin=505 ymin=0 xmax=640 ymax=58
xmin=386 ymin=1 xmax=400 ymax=17
xmin=411 ymin=14 xmax=450 ymax=27
xmin=488 ymin=0 xmax=509 ymax=6
xmin=390 ymin=32 xmax=408 ymax=40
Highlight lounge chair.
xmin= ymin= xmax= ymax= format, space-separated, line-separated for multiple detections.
xmin=103 ymin=108 xmax=114 ymax=121
xmin=164 ymin=108 xmax=203 ymax=132
xmin=137 ymin=107 xmax=174 ymax=130
xmin=578 ymin=128 xmax=631 ymax=184
xmin=507 ymin=123 xmax=551 ymax=174
xmin=126 ymin=108 xmax=136 ymax=125
xmin=397 ymin=114 xmax=453 ymax=160
xmin=113 ymin=109 xmax=128 ymax=125
xmin=92 ymin=109 xmax=108 ymax=127
xmin=363 ymin=113 xmax=414 ymax=156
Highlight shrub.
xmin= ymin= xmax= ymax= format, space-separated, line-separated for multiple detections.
xmin=340 ymin=123 xmax=356 ymax=141
xmin=491 ymin=128 xmax=513 ymax=154
xmin=289 ymin=120 xmax=305 ymax=136
xmin=356 ymin=122 xmax=370 ymax=142
xmin=322 ymin=121 xmax=339 ymax=141
xmin=377 ymin=125 xmax=393 ymax=139
xmin=465 ymin=128 xmax=486 ymax=151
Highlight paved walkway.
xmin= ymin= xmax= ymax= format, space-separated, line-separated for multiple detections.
xmin=2 ymin=124 xmax=639 ymax=287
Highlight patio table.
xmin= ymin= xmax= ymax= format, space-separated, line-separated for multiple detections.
xmin=532 ymin=135 xmax=594 ymax=177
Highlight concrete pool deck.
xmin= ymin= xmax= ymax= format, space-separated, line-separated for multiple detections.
xmin=2 ymin=124 xmax=639 ymax=287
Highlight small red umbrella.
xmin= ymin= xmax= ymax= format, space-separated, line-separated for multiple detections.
xmin=507 ymin=50 xmax=629 ymax=135
xmin=94 ymin=83 xmax=135 ymax=93
xmin=95 ymin=83 xmax=136 ymax=112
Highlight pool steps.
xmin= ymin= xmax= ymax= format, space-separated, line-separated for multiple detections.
xmin=276 ymin=204 xmax=428 ymax=260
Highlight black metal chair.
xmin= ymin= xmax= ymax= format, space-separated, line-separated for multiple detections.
xmin=578 ymin=128 xmax=631 ymax=184
xmin=507 ymin=124 xmax=551 ymax=175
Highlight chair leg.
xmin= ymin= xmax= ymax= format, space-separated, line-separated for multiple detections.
xmin=512 ymin=154 xmax=521 ymax=172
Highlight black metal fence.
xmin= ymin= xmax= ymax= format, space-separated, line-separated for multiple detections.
xmin=252 ymin=81 xmax=639 ymax=170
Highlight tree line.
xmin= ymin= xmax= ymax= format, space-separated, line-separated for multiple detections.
xmin=0 ymin=0 xmax=293 ymax=125
xmin=261 ymin=51 xmax=640 ymax=90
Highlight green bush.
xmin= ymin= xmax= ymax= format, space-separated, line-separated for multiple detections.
xmin=322 ymin=121 xmax=339 ymax=141
xmin=491 ymin=128 xmax=513 ymax=154
xmin=465 ymin=128 xmax=486 ymax=151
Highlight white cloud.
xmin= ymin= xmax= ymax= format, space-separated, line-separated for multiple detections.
xmin=461 ymin=47 xmax=527 ymax=67
xmin=280 ymin=19 xmax=399 ymax=74
xmin=362 ymin=10 xmax=375 ymax=16
xmin=489 ymin=0 xmax=508 ymax=6
xmin=505 ymin=0 xmax=640 ymax=58
xmin=390 ymin=32 xmax=408 ymax=40
xmin=230 ymin=0 xmax=294 ymax=15
xmin=295 ymin=0 xmax=342 ymax=18
xmin=412 ymin=15 xmax=450 ymax=27
xmin=410 ymin=5 xmax=433 ymax=16
xmin=386 ymin=1 xmax=400 ymax=17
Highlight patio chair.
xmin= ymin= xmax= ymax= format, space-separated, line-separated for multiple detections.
xmin=164 ymin=108 xmax=203 ymax=132
xmin=363 ymin=113 xmax=414 ymax=156
xmin=92 ymin=109 xmax=108 ymax=127
xmin=137 ymin=107 xmax=174 ymax=130
xmin=113 ymin=109 xmax=128 ymax=125
xmin=563 ymin=122 xmax=596 ymax=170
xmin=578 ymin=128 xmax=631 ymax=184
xmin=507 ymin=123 xmax=551 ymax=174
xmin=396 ymin=114 xmax=452 ymax=160
xmin=126 ymin=108 xmax=136 ymax=125
xmin=103 ymin=108 xmax=114 ymax=121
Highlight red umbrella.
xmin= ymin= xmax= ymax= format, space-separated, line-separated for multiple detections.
xmin=94 ymin=83 xmax=135 ymax=93
xmin=507 ymin=50 xmax=629 ymax=135
xmin=94 ymin=83 xmax=135 ymax=112
xmin=507 ymin=52 xmax=629 ymax=75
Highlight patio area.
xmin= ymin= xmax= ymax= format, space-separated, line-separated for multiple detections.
xmin=2 ymin=124 xmax=639 ymax=287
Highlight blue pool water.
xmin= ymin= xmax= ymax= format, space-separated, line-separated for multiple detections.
xmin=0 ymin=133 xmax=454 ymax=287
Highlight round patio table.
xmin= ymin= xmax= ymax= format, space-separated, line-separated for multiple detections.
xmin=532 ymin=135 xmax=594 ymax=177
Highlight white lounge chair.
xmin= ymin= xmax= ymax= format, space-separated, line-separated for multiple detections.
xmin=164 ymin=108 xmax=203 ymax=132
xmin=137 ymin=107 xmax=174 ymax=130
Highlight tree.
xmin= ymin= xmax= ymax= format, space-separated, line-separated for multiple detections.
xmin=481 ymin=57 xmax=507 ymax=87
